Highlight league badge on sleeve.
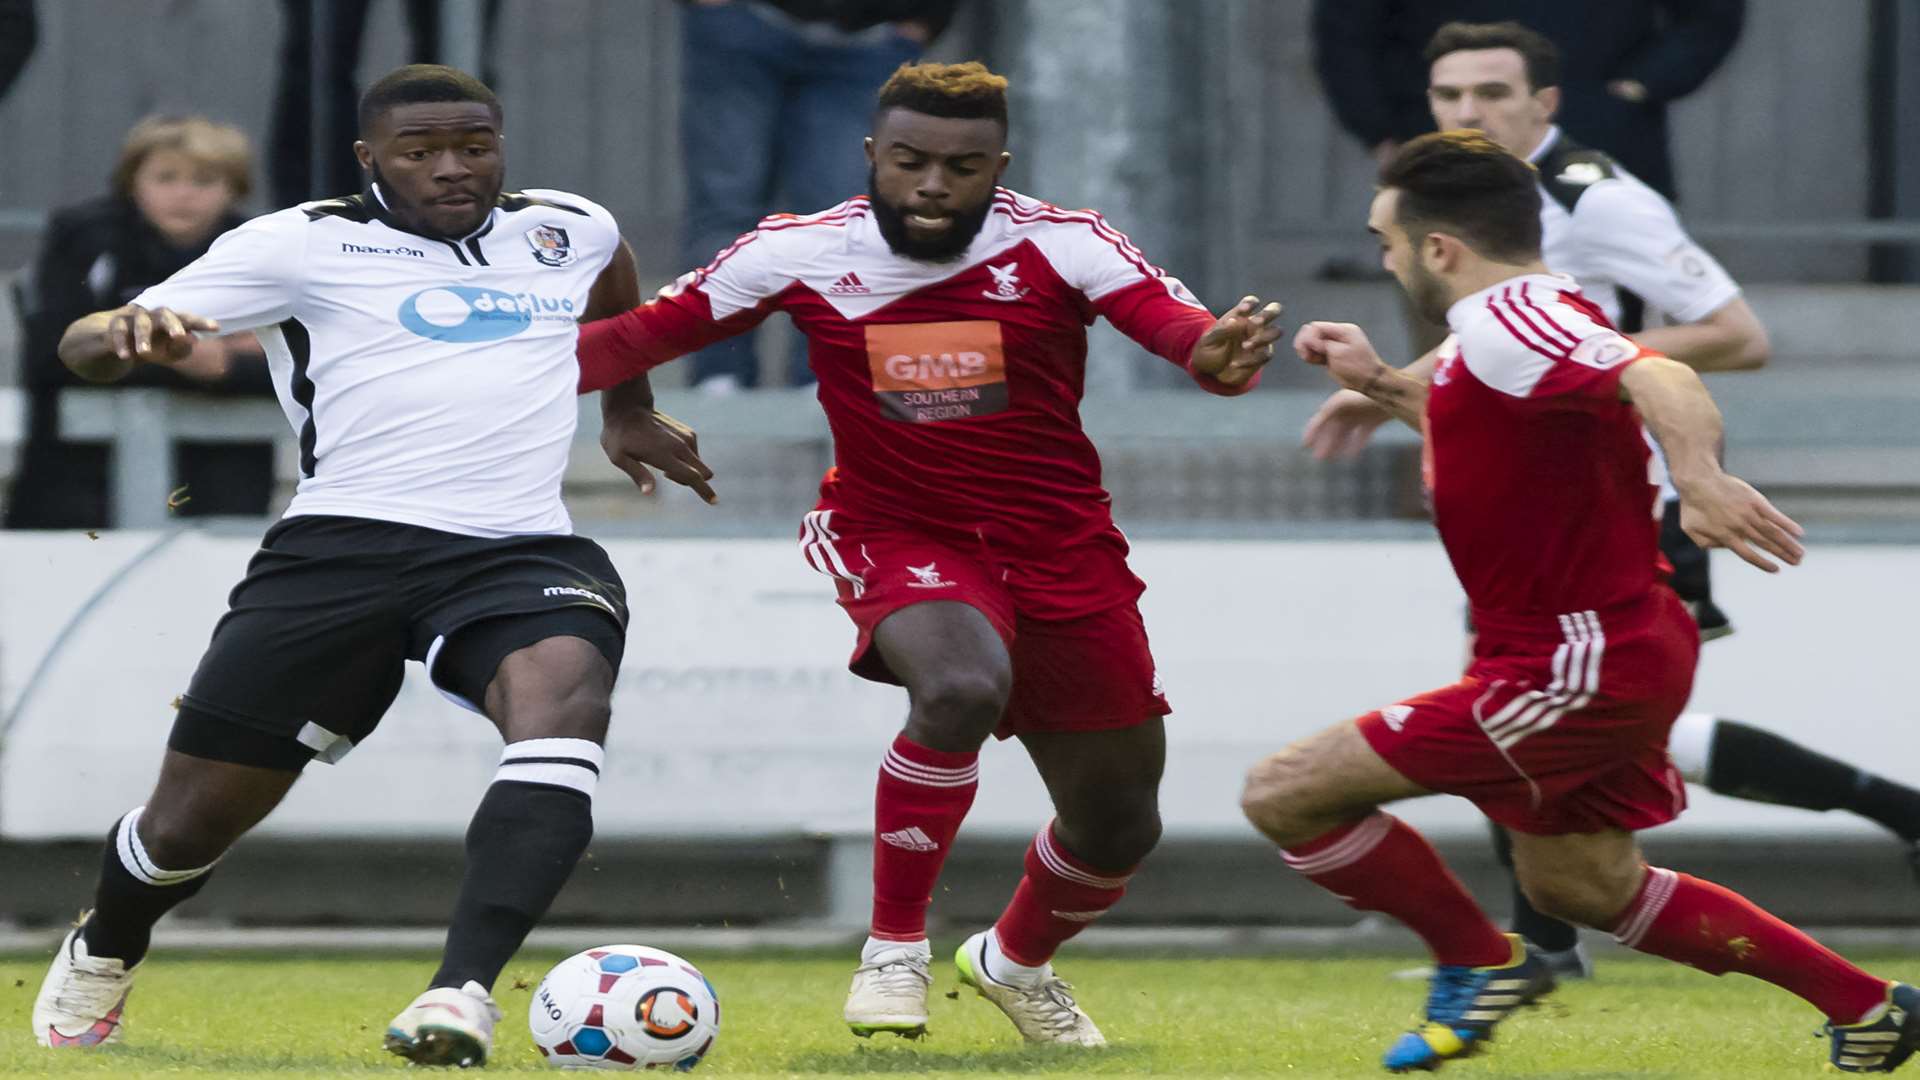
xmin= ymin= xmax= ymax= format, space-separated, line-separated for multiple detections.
xmin=526 ymin=224 xmax=576 ymax=267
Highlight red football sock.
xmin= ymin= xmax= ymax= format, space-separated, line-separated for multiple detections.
xmin=991 ymin=823 xmax=1134 ymax=967
xmin=869 ymin=734 xmax=979 ymax=942
xmin=1282 ymin=812 xmax=1512 ymax=968
xmin=1609 ymin=867 xmax=1889 ymax=1023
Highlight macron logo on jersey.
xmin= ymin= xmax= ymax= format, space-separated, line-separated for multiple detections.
xmin=828 ymin=272 xmax=871 ymax=295
xmin=341 ymin=242 xmax=425 ymax=258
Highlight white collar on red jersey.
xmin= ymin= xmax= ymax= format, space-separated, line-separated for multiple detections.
xmin=1445 ymin=272 xmax=1579 ymax=335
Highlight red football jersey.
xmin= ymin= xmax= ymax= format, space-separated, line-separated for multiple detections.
xmin=579 ymin=189 xmax=1247 ymax=559
xmin=1425 ymin=274 xmax=1665 ymax=626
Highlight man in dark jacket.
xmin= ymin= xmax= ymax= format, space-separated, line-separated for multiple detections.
xmin=1310 ymin=0 xmax=1743 ymax=199
xmin=678 ymin=0 xmax=963 ymax=391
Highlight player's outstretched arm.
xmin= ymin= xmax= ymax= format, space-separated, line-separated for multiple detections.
xmin=1620 ymin=356 xmax=1803 ymax=573
xmin=58 ymin=304 xmax=220 ymax=384
xmin=1294 ymin=321 xmax=1426 ymax=430
xmin=1302 ymin=342 xmax=1447 ymax=459
xmin=584 ymin=237 xmax=717 ymax=504
xmin=1188 ymin=296 xmax=1284 ymax=389
xmin=599 ymin=377 xmax=716 ymax=504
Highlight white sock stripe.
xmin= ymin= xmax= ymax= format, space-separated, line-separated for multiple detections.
xmin=879 ymin=757 xmax=979 ymax=789
xmin=1034 ymin=827 xmax=1131 ymax=889
xmin=882 ymin=750 xmax=979 ymax=780
xmin=115 ymin=807 xmax=216 ymax=887
xmin=500 ymin=738 xmax=604 ymax=769
xmin=1612 ymin=867 xmax=1679 ymax=947
xmin=881 ymin=750 xmax=980 ymax=783
xmin=1279 ymin=812 xmax=1394 ymax=875
xmin=494 ymin=761 xmax=599 ymax=796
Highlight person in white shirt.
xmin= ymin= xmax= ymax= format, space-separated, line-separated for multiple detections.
xmin=30 ymin=65 xmax=712 ymax=1069
xmin=1302 ymin=20 xmax=1920 ymax=978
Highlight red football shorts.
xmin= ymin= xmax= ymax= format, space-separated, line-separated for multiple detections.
xmin=796 ymin=503 xmax=1170 ymax=738
xmin=1359 ymin=589 xmax=1701 ymax=835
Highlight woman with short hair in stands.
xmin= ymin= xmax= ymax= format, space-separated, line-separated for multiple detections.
xmin=4 ymin=115 xmax=274 ymax=529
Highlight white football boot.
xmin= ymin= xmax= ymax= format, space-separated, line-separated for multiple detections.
xmin=844 ymin=937 xmax=933 ymax=1038
xmin=384 ymin=980 xmax=501 ymax=1068
xmin=955 ymin=930 xmax=1106 ymax=1046
xmin=33 ymin=922 xmax=137 ymax=1048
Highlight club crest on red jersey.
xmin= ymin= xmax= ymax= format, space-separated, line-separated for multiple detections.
xmin=982 ymin=260 xmax=1030 ymax=302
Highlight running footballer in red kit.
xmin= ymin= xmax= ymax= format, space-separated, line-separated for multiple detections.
xmin=577 ymin=62 xmax=1282 ymax=1046
xmin=1239 ymin=132 xmax=1920 ymax=1075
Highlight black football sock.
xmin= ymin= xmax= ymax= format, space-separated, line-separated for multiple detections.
xmin=81 ymin=808 xmax=219 ymax=966
xmin=1488 ymin=819 xmax=1580 ymax=953
xmin=431 ymin=739 xmax=601 ymax=991
xmin=1706 ymin=718 xmax=1920 ymax=840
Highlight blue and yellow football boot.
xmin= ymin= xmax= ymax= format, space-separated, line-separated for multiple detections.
xmin=1827 ymin=983 xmax=1920 ymax=1072
xmin=1383 ymin=934 xmax=1555 ymax=1072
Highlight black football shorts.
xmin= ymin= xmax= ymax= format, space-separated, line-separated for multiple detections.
xmin=168 ymin=515 xmax=627 ymax=770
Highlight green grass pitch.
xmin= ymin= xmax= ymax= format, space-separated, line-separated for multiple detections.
xmin=3 ymin=947 xmax=1912 ymax=1078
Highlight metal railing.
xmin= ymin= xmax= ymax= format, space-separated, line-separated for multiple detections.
xmin=40 ymin=381 xmax=1920 ymax=534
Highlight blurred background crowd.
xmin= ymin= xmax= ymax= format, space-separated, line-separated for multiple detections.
xmin=0 ymin=0 xmax=1914 ymax=534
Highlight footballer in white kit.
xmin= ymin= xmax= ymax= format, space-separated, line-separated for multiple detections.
xmin=30 ymin=65 xmax=711 ymax=1070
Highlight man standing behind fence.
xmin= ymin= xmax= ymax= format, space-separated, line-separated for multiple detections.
xmin=580 ymin=61 xmax=1282 ymax=1047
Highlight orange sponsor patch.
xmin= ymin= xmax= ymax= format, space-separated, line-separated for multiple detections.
xmin=865 ymin=320 xmax=1009 ymax=422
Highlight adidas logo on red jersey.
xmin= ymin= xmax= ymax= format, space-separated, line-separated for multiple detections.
xmin=828 ymin=271 xmax=871 ymax=295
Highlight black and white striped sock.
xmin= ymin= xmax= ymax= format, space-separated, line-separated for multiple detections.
xmin=430 ymin=738 xmax=602 ymax=990
xmin=492 ymin=737 xmax=603 ymax=798
xmin=81 ymin=807 xmax=219 ymax=965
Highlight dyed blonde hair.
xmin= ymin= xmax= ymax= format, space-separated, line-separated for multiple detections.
xmin=111 ymin=115 xmax=254 ymax=201
xmin=876 ymin=61 xmax=1009 ymax=128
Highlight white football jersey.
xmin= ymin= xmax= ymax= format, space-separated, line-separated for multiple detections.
xmin=133 ymin=186 xmax=619 ymax=537
xmin=1527 ymin=126 xmax=1740 ymax=330
xmin=1525 ymin=128 xmax=1742 ymax=503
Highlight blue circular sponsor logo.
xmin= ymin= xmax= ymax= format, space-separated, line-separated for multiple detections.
xmin=398 ymin=285 xmax=542 ymax=342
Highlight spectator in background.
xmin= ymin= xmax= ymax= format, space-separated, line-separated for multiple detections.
xmin=1310 ymin=0 xmax=1744 ymax=200
xmin=269 ymin=0 xmax=501 ymax=209
xmin=0 ymin=0 xmax=35 ymax=101
xmin=5 ymin=116 xmax=275 ymax=529
xmin=679 ymin=0 xmax=962 ymax=392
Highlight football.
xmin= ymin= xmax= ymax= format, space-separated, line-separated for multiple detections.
xmin=528 ymin=945 xmax=720 ymax=1071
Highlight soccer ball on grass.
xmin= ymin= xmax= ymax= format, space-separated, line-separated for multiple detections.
xmin=528 ymin=945 xmax=719 ymax=1070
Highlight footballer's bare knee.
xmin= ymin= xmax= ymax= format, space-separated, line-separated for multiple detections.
xmin=1243 ymin=721 xmax=1418 ymax=846
xmin=1241 ymin=746 xmax=1331 ymax=844
xmin=901 ymin=664 xmax=1010 ymax=750
xmin=486 ymin=636 xmax=614 ymax=744
xmin=141 ymin=752 xmax=297 ymax=867
xmin=1510 ymin=831 xmax=1646 ymax=927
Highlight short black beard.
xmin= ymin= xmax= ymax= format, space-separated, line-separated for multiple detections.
xmin=867 ymin=168 xmax=992 ymax=263
xmin=1407 ymin=261 xmax=1452 ymax=326
xmin=367 ymin=161 xmax=499 ymax=240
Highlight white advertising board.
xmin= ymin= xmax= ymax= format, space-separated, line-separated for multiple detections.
xmin=3 ymin=532 xmax=1916 ymax=841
